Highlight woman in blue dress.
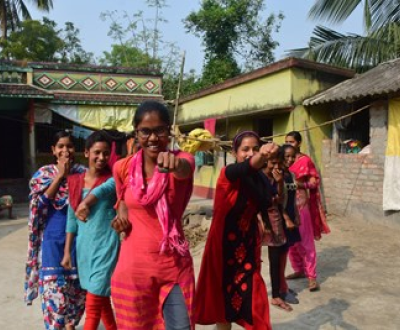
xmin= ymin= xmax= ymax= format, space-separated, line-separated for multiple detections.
xmin=25 ymin=131 xmax=86 ymax=330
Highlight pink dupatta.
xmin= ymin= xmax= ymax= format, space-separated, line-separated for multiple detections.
xmin=128 ymin=149 xmax=190 ymax=256
xmin=290 ymin=154 xmax=330 ymax=240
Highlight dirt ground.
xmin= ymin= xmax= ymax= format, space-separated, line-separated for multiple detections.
xmin=1 ymin=204 xmax=400 ymax=330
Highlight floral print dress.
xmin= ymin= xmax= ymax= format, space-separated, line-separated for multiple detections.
xmin=25 ymin=164 xmax=86 ymax=329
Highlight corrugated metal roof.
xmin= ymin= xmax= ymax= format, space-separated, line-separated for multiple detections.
xmin=303 ymin=58 xmax=400 ymax=105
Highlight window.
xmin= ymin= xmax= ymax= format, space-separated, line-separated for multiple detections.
xmin=332 ymin=102 xmax=370 ymax=154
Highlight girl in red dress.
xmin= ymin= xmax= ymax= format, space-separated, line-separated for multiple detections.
xmin=110 ymin=101 xmax=195 ymax=329
xmin=195 ymin=131 xmax=278 ymax=330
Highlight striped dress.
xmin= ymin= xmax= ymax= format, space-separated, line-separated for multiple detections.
xmin=112 ymin=153 xmax=195 ymax=329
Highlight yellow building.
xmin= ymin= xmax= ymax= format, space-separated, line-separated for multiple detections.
xmin=177 ymin=58 xmax=354 ymax=198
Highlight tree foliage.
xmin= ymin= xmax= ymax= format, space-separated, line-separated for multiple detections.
xmin=99 ymin=44 xmax=160 ymax=68
xmin=184 ymin=0 xmax=283 ymax=86
xmin=1 ymin=17 xmax=93 ymax=63
xmin=290 ymin=0 xmax=400 ymax=72
xmin=99 ymin=1 xmax=193 ymax=100
xmin=0 ymin=0 xmax=53 ymax=40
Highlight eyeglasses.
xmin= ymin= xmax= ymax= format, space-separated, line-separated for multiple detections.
xmin=136 ymin=126 xmax=170 ymax=139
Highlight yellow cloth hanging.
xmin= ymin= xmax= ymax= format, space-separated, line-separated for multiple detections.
xmin=179 ymin=128 xmax=214 ymax=154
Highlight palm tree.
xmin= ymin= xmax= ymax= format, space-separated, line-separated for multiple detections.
xmin=0 ymin=0 xmax=53 ymax=41
xmin=289 ymin=0 xmax=400 ymax=72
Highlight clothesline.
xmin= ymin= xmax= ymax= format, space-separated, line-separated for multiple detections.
xmin=174 ymin=103 xmax=371 ymax=150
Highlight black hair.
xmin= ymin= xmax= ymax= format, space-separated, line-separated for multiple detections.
xmin=286 ymin=131 xmax=302 ymax=143
xmin=232 ymin=131 xmax=261 ymax=152
xmin=265 ymin=145 xmax=285 ymax=164
xmin=281 ymin=143 xmax=297 ymax=155
xmin=133 ymin=100 xmax=170 ymax=128
xmin=52 ymin=130 xmax=75 ymax=147
xmin=85 ymin=130 xmax=112 ymax=150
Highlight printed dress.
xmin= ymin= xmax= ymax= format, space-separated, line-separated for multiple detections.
xmin=25 ymin=164 xmax=86 ymax=329
xmin=195 ymin=160 xmax=272 ymax=330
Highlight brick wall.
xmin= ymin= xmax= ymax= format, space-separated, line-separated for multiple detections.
xmin=321 ymin=102 xmax=396 ymax=226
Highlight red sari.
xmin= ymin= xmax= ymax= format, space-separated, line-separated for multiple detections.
xmin=289 ymin=154 xmax=330 ymax=240
xmin=195 ymin=161 xmax=271 ymax=330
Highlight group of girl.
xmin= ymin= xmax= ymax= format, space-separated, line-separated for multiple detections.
xmin=24 ymin=99 xmax=329 ymax=330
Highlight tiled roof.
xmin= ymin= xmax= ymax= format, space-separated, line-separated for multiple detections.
xmin=0 ymin=83 xmax=53 ymax=98
xmin=52 ymin=92 xmax=163 ymax=105
xmin=304 ymin=58 xmax=400 ymax=106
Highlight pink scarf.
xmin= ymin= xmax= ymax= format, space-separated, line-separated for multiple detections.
xmin=129 ymin=149 xmax=189 ymax=256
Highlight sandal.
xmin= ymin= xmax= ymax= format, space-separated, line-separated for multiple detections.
xmin=285 ymin=272 xmax=306 ymax=280
xmin=271 ymin=298 xmax=293 ymax=312
xmin=309 ymin=279 xmax=320 ymax=292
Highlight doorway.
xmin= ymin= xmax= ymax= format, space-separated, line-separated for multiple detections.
xmin=0 ymin=116 xmax=24 ymax=178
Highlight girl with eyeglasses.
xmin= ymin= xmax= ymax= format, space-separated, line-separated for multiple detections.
xmin=110 ymin=100 xmax=195 ymax=329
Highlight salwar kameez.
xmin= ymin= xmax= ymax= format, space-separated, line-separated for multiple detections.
xmin=288 ymin=188 xmax=317 ymax=279
xmin=288 ymin=154 xmax=330 ymax=280
xmin=195 ymin=160 xmax=272 ymax=330
xmin=25 ymin=164 xmax=86 ymax=329
xmin=111 ymin=151 xmax=195 ymax=330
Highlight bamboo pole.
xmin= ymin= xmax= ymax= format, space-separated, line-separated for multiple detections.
xmin=170 ymin=51 xmax=186 ymax=150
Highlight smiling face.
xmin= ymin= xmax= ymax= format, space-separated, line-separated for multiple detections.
xmin=85 ymin=141 xmax=111 ymax=172
xmin=135 ymin=110 xmax=170 ymax=162
xmin=52 ymin=136 xmax=75 ymax=162
xmin=284 ymin=147 xmax=296 ymax=169
xmin=264 ymin=156 xmax=280 ymax=176
xmin=285 ymin=135 xmax=301 ymax=152
xmin=233 ymin=136 xmax=260 ymax=163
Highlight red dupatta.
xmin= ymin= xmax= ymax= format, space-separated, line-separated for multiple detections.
xmin=68 ymin=168 xmax=112 ymax=212
xmin=290 ymin=154 xmax=330 ymax=240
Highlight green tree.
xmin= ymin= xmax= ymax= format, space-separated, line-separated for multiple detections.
xmin=289 ymin=0 xmax=400 ymax=72
xmin=100 ymin=2 xmax=197 ymax=100
xmin=1 ymin=18 xmax=62 ymax=61
xmin=1 ymin=18 xmax=93 ymax=63
xmin=162 ymin=69 xmax=204 ymax=101
xmin=59 ymin=22 xmax=94 ymax=64
xmin=184 ymin=0 xmax=283 ymax=86
xmin=0 ymin=0 xmax=53 ymax=41
xmin=99 ymin=43 xmax=161 ymax=68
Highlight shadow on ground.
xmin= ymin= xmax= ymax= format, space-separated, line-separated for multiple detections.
xmin=274 ymin=298 xmax=359 ymax=330
xmin=288 ymin=246 xmax=354 ymax=294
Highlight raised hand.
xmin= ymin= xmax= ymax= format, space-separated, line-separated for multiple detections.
xmin=157 ymin=151 xmax=179 ymax=173
xmin=272 ymin=168 xmax=283 ymax=183
xmin=57 ymin=151 xmax=72 ymax=178
xmin=259 ymin=142 xmax=279 ymax=160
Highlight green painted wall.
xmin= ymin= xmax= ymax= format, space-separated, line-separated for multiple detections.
xmin=178 ymin=70 xmax=293 ymax=124
xmin=181 ymin=65 xmax=348 ymax=193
